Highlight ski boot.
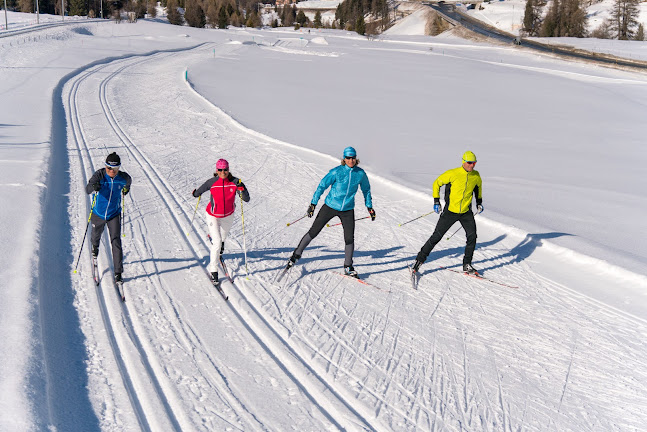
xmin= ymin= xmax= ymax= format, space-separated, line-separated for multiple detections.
xmin=344 ymin=266 xmax=359 ymax=279
xmin=410 ymin=260 xmax=423 ymax=290
xmin=210 ymin=271 xmax=220 ymax=287
xmin=463 ymin=263 xmax=479 ymax=275
xmin=115 ymin=273 xmax=122 ymax=283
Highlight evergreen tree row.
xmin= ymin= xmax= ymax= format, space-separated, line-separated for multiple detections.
xmin=522 ymin=0 xmax=644 ymax=40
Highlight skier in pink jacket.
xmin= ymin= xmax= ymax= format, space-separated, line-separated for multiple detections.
xmin=192 ymin=159 xmax=250 ymax=285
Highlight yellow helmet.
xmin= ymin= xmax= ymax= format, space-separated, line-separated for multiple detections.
xmin=462 ymin=151 xmax=477 ymax=163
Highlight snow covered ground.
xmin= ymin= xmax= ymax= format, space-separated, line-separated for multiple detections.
xmin=2 ymin=16 xmax=647 ymax=431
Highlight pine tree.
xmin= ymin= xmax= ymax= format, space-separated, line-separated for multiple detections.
xmin=609 ymin=0 xmax=640 ymax=40
xmin=68 ymin=0 xmax=87 ymax=16
xmin=218 ymin=4 xmax=228 ymax=28
xmin=522 ymin=0 xmax=541 ymax=36
xmin=356 ymin=14 xmax=365 ymax=35
xmin=635 ymin=23 xmax=645 ymax=41
xmin=184 ymin=0 xmax=206 ymax=27
xmin=540 ymin=0 xmax=560 ymax=36
xmin=296 ymin=10 xmax=307 ymax=26
xmin=313 ymin=10 xmax=322 ymax=28
xmin=166 ymin=0 xmax=184 ymax=25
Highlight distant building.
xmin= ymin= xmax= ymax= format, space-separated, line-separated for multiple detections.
xmin=275 ymin=0 xmax=295 ymax=5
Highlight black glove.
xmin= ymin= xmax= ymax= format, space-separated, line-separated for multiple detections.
xmin=122 ymin=187 xmax=129 ymax=196
xmin=368 ymin=207 xmax=376 ymax=221
xmin=92 ymin=182 xmax=101 ymax=192
xmin=307 ymin=203 xmax=316 ymax=217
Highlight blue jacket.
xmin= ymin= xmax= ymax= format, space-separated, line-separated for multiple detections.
xmin=86 ymin=168 xmax=132 ymax=220
xmin=312 ymin=164 xmax=372 ymax=211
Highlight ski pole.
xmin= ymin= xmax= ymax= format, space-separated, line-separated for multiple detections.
xmin=240 ymin=193 xmax=249 ymax=277
xmin=398 ymin=210 xmax=435 ymax=227
xmin=326 ymin=216 xmax=370 ymax=228
xmin=287 ymin=214 xmax=308 ymax=227
xmin=73 ymin=193 xmax=97 ymax=274
xmin=186 ymin=195 xmax=201 ymax=236
xmin=445 ymin=208 xmax=482 ymax=241
xmin=121 ymin=191 xmax=126 ymax=238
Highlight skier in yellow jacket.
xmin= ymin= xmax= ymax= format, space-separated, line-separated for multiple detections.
xmin=412 ymin=151 xmax=483 ymax=275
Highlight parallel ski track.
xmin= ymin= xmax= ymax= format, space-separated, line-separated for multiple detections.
xmin=85 ymin=49 xmax=378 ymax=430
xmin=68 ymin=59 xmax=161 ymax=432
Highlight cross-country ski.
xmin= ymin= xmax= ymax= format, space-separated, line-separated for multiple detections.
xmin=4 ymin=16 xmax=647 ymax=432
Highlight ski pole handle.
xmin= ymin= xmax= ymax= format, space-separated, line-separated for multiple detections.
xmin=398 ymin=210 xmax=435 ymax=227
xmin=326 ymin=216 xmax=370 ymax=228
xmin=186 ymin=195 xmax=201 ymax=236
xmin=287 ymin=214 xmax=308 ymax=227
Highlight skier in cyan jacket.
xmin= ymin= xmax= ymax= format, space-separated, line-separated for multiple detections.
xmin=192 ymin=159 xmax=250 ymax=286
xmin=286 ymin=146 xmax=375 ymax=278
xmin=86 ymin=152 xmax=132 ymax=283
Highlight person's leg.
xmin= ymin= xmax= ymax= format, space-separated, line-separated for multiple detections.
xmin=106 ymin=214 xmax=123 ymax=274
xmin=415 ymin=211 xmax=458 ymax=265
xmin=460 ymin=212 xmax=477 ymax=266
xmin=339 ymin=209 xmax=356 ymax=267
xmin=207 ymin=214 xmax=224 ymax=273
xmin=217 ymin=214 xmax=235 ymax=255
xmin=293 ymin=205 xmax=336 ymax=259
xmin=90 ymin=213 xmax=107 ymax=256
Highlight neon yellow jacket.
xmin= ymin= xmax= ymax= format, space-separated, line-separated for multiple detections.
xmin=433 ymin=166 xmax=482 ymax=214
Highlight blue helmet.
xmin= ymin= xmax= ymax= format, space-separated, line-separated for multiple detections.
xmin=343 ymin=146 xmax=357 ymax=158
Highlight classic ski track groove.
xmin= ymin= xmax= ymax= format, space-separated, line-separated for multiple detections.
xmin=91 ymin=51 xmax=268 ymax=430
xmin=68 ymin=60 xmax=157 ymax=432
xmin=88 ymin=49 xmax=377 ymax=430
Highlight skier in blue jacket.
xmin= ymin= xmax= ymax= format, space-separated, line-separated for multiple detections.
xmin=286 ymin=146 xmax=375 ymax=278
xmin=85 ymin=152 xmax=132 ymax=282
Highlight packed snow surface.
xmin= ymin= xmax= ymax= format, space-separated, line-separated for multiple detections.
xmin=1 ymin=15 xmax=647 ymax=431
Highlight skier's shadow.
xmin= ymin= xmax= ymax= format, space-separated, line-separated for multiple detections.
xmin=124 ymin=257 xmax=203 ymax=281
xmin=473 ymin=231 xmax=573 ymax=274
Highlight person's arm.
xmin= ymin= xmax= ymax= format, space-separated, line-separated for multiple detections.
xmin=360 ymin=171 xmax=372 ymax=209
xmin=86 ymin=169 xmax=104 ymax=194
xmin=233 ymin=177 xmax=250 ymax=202
xmin=311 ymin=168 xmax=336 ymax=205
xmin=193 ymin=177 xmax=215 ymax=197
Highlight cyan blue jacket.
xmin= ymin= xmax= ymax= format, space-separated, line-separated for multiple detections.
xmin=312 ymin=164 xmax=372 ymax=211
xmin=86 ymin=168 xmax=132 ymax=220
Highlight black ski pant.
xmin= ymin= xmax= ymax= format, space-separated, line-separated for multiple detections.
xmin=91 ymin=212 xmax=124 ymax=274
xmin=416 ymin=209 xmax=477 ymax=266
xmin=294 ymin=204 xmax=355 ymax=267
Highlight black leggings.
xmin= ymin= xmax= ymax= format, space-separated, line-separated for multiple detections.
xmin=416 ymin=210 xmax=477 ymax=266
xmin=294 ymin=204 xmax=355 ymax=266
xmin=91 ymin=212 xmax=124 ymax=273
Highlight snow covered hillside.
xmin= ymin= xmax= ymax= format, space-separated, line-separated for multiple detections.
xmin=1 ymin=16 xmax=647 ymax=431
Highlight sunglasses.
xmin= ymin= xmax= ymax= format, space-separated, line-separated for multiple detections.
xmin=344 ymin=156 xmax=356 ymax=160
xmin=464 ymin=161 xmax=476 ymax=165
xmin=105 ymin=165 xmax=120 ymax=171
xmin=217 ymin=168 xmax=229 ymax=172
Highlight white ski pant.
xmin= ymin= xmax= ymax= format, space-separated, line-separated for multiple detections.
xmin=207 ymin=213 xmax=234 ymax=273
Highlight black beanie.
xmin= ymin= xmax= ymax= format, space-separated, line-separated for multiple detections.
xmin=106 ymin=152 xmax=121 ymax=167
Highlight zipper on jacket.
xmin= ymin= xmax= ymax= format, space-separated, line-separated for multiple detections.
xmin=460 ymin=171 xmax=469 ymax=213
xmin=105 ymin=176 xmax=114 ymax=219
xmin=341 ymin=168 xmax=353 ymax=210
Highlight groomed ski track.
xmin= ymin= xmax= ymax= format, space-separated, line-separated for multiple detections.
xmin=64 ymin=43 xmax=647 ymax=431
